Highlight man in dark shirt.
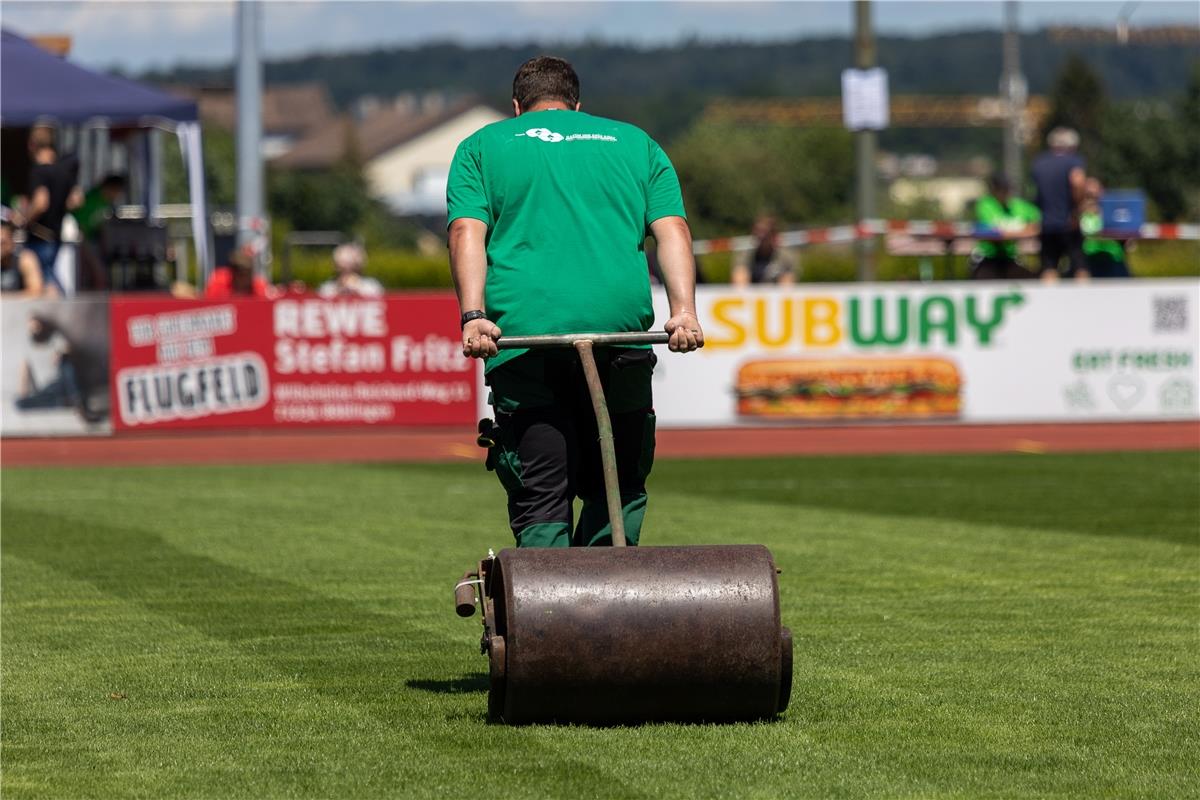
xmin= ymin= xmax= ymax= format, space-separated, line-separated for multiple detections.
xmin=24 ymin=126 xmax=81 ymax=294
xmin=731 ymin=215 xmax=797 ymax=286
xmin=1030 ymin=126 xmax=1088 ymax=281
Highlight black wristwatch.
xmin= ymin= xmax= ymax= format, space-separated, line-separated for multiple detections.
xmin=460 ymin=309 xmax=487 ymax=329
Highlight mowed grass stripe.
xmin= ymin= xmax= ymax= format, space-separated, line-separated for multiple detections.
xmin=2 ymin=556 xmax=407 ymax=798
xmin=2 ymin=506 xmax=648 ymax=798
xmin=648 ymin=451 xmax=1200 ymax=545
xmin=2 ymin=452 xmax=1197 ymax=798
xmin=623 ymin=492 xmax=1196 ymax=797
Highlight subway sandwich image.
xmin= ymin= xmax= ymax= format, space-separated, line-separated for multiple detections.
xmin=735 ymin=357 xmax=962 ymax=419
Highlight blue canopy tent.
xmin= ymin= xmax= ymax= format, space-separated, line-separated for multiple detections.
xmin=1 ymin=29 xmax=210 ymax=281
xmin=1 ymin=30 xmax=197 ymax=125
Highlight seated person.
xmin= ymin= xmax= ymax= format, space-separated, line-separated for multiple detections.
xmin=1080 ymin=178 xmax=1130 ymax=279
xmin=204 ymin=245 xmax=272 ymax=299
xmin=731 ymin=215 xmax=796 ymax=286
xmin=76 ymin=174 xmax=125 ymax=242
xmin=75 ymin=174 xmax=126 ymax=291
xmin=970 ymin=175 xmax=1040 ymax=280
xmin=318 ymin=243 xmax=383 ymax=298
xmin=1 ymin=214 xmax=45 ymax=297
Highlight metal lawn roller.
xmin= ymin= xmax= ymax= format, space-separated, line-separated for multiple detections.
xmin=455 ymin=332 xmax=793 ymax=724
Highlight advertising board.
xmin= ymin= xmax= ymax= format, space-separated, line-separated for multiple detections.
xmin=1 ymin=297 xmax=112 ymax=436
xmin=110 ymin=294 xmax=476 ymax=431
xmin=644 ymin=280 xmax=1200 ymax=426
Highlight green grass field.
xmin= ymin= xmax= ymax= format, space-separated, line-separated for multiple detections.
xmin=2 ymin=451 xmax=1197 ymax=799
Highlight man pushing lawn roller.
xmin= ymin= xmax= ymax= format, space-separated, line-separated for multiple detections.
xmin=448 ymin=55 xmax=704 ymax=549
xmin=449 ymin=57 xmax=789 ymax=725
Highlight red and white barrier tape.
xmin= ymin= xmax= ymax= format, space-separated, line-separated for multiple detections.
xmin=692 ymin=219 xmax=1200 ymax=254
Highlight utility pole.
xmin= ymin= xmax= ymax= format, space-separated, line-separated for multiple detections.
xmin=1001 ymin=1 xmax=1026 ymax=192
xmin=236 ymin=0 xmax=265 ymax=275
xmin=854 ymin=0 xmax=877 ymax=282
xmin=1116 ymin=1 xmax=1140 ymax=45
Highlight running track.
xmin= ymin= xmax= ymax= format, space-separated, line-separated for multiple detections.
xmin=3 ymin=422 xmax=1197 ymax=468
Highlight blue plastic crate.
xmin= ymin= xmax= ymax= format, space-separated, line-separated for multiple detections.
xmin=1099 ymin=191 xmax=1146 ymax=234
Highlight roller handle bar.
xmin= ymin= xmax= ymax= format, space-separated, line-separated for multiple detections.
xmin=497 ymin=332 xmax=673 ymax=350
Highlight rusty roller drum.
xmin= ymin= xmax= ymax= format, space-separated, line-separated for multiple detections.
xmin=458 ymin=332 xmax=793 ymax=724
xmin=483 ymin=543 xmax=792 ymax=724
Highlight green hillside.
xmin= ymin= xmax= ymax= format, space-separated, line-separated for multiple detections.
xmin=145 ymin=31 xmax=1199 ymax=143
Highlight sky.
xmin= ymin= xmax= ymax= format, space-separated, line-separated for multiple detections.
xmin=2 ymin=1 xmax=1197 ymax=73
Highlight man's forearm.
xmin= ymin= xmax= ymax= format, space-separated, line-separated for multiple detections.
xmin=448 ymin=219 xmax=489 ymax=313
xmin=27 ymin=188 xmax=49 ymax=223
xmin=652 ymin=217 xmax=697 ymax=316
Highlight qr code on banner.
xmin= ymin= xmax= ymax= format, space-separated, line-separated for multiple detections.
xmin=1153 ymin=296 xmax=1188 ymax=333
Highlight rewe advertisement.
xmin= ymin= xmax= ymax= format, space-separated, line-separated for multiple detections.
xmin=110 ymin=295 xmax=476 ymax=431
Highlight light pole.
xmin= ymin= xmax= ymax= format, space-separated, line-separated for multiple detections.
xmin=1001 ymin=1 xmax=1026 ymax=192
xmin=236 ymin=0 xmax=265 ymax=275
xmin=854 ymin=0 xmax=877 ymax=282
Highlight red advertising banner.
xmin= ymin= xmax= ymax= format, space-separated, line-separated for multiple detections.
xmin=109 ymin=294 xmax=477 ymax=431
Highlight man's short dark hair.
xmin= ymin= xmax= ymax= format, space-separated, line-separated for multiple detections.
xmin=512 ymin=56 xmax=580 ymax=110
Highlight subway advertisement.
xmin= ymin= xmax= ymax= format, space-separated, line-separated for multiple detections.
xmin=109 ymin=294 xmax=476 ymax=432
xmin=646 ymin=279 xmax=1200 ymax=425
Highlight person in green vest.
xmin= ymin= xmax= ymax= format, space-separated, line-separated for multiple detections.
xmin=75 ymin=174 xmax=125 ymax=243
xmin=970 ymin=174 xmax=1041 ymax=280
xmin=447 ymin=56 xmax=703 ymax=548
xmin=1080 ymin=178 xmax=1131 ymax=278
xmin=74 ymin=174 xmax=125 ymax=290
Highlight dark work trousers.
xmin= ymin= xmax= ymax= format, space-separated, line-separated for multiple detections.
xmin=485 ymin=348 xmax=657 ymax=548
xmin=1039 ymin=230 xmax=1086 ymax=277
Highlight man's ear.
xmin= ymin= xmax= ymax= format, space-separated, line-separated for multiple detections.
xmin=574 ymin=102 xmax=581 ymax=111
xmin=512 ymin=98 xmax=522 ymax=117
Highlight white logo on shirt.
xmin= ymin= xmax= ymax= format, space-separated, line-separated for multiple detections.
xmin=522 ymin=127 xmax=564 ymax=142
xmin=515 ymin=128 xmax=619 ymax=144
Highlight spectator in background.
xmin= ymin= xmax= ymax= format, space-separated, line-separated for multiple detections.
xmin=731 ymin=215 xmax=796 ymax=286
xmin=970 ymin=174 xmax=1040 ymax=280
xmin=1080 ymin=178 xmax=1131 ymax=279
xmin=75 ymin=174 xmax=125 ymax=243
xmin=203 ymin=245 xmax=271 ymax=299
xmin=22 ymin=126 xmax=82 ymax=294
xmin=318 ymin=243 xmax=383 ymax=298
xmin=75 ymin=174 xmax=126 ymax=291
xmin=1 ymin=215 xmax=45 ymax=297
xmin=1031 ymin=126 xmax=1088 ymax=282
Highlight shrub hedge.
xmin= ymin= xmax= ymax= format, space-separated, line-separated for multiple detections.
xmin=279 ymin=240 xmax=1199 ymax=290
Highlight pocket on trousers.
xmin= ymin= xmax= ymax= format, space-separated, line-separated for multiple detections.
xmin=492 ymin=422 xmax=524 ymax=494
xmin=637 ymin=412 xmax=657 ymax=483
xmin=608 ymin=349 xmax=657 ymax=414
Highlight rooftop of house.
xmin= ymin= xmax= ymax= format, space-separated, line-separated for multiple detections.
xmin=273 ymin=95 xmax=493 ymax=170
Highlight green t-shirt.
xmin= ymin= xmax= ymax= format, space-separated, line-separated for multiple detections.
xmin=1080 ymin=210 xmax=1125 ymax=262
xmin=974 ymin=194 xmax=1041 ymax=260
xmin=446 ymin=110 xmax=686 ymax=372
xmin=75 ymin=186 xmax=110 ymax=241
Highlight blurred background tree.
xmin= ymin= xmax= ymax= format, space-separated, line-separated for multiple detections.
xmin=1039 ymin=57 xmax=1199 ymax=221
xmin=1038 ymin=53 xmax=1107 ymax=167
xmin=670 ymin=123 xmax=854 ymax=236
xmin=163 ymin=126 xmax=236 ymax=207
